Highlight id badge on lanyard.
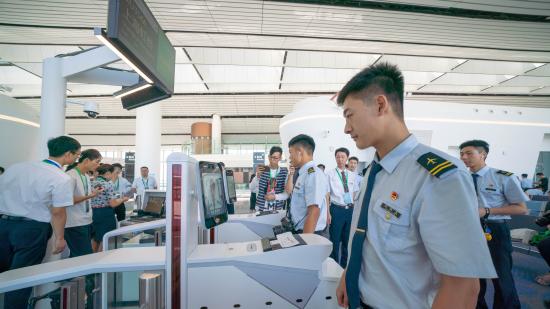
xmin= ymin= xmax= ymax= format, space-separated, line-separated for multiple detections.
xmin=344 ymin=192 xmax=352 ymax=205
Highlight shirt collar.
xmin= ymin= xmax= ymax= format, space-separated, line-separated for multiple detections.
xmin=474 ymin=165 xmax=490 ymax=176
xmin=44 ymin=159 xmax=62 ymax=169
xmin=298 ymin=160 xmax=315 ymax=175
xmin=374 ymin=134 xmax=418 ymax=174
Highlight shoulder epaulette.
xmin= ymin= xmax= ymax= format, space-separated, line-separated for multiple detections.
xmin=417 ymin=152 xmax=457 ymax=178
xmin=307 ymin=167 xmax=315 ymax=174
xmin=496 ymin=170 xmax=513 ymax=176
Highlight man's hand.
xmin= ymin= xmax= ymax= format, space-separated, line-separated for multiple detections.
xmin=327 ymin=212 xmax=332 ymax=225
xmin=336 ymin=271 xmax=348 ymax=308
xmin=265 ymin=193 xmax=276 ymax=201
xmin=478 ymin=208 xmax=485 ymax=218
xmin=53 ymin=237 xmax=67 ymax=254
xmin=122 ymin=196 xmax=130 ymax=202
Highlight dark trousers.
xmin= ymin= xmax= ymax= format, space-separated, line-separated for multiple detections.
xmin=476 ymin=221 xmax=521 ymax=309
xmin=250 ymin=193 xmax=257 ymax=210
xmin=329 ymin=204 xmax=353 ymax=268
xmin=538 ymin=236 xmax=550 ymax=268
xmin=65 ymin=224 xmax=93 ymax=258
xmin=0 ymin=218 xmax=52 ymax=309
xmin=114 ymin=203 xmax=126 ymax=221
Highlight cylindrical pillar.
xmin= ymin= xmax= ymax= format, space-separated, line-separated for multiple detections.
xmin=139 ymin=273 xmax=163 ymax=309
xmin=190 ymin=122 xmax=212 ymax=154
xmin=135 ymin=103 xmax=161 ymax=181
xmin=39 ymin=57 xmax=67 ymax=158
xmin=211 ymin=114 xmax=222 ymax=154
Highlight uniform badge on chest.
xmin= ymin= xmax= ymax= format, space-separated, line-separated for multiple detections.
xmin=390 ymin=191 xmax=399 ymax=201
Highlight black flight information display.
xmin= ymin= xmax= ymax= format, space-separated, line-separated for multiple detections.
xmin=107 ymin=0 xmax=176 ymax=109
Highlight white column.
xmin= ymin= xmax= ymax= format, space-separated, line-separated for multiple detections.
xmin=211 ymin=114 xmax=222 ymax=154
xmin=135 ymin=103 xmax=161 ymax=182
xmin=39 ymin=57 xmax=67 ymax=158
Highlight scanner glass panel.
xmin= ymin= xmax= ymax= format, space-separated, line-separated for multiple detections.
xmin=199 ymin=162 xmax=228 ymax=228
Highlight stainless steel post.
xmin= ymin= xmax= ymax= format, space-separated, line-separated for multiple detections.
xmin=139 ymin=273 xmax=163 ymax=309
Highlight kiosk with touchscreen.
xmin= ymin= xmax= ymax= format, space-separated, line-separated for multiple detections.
xmin=199 ymin=162 xmax=228 ymax=229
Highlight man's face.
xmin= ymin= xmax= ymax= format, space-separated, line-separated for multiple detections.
xmin=288 ymin=145 xmax=302 ymax=167
xmin=348 ymin=159 xmax=358 ymax=172
xmin=269 ymin=152 xmax=281 ymax=167
xmin=335 ymin=151 xmax=348 ymax=168
xmin=460 ymin=146 xmax=486 ymax=169
xmin=343 ymin=94 xmax=384 ymax=150
xmin=141 ymin=168 xmax=149 ymax=177
xmin=113 ymin=167 xmax=122 ymax=178
xmin=64 ymin=149 xmax=81 ymax=165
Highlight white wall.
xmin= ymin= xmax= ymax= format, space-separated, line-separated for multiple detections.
xmin=0 ymin=94 xmax=40 ymax=168
xmin=280 ymin=96 xmax=550 ymax=175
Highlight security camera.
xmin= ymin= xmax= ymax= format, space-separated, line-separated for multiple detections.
xmin=66 ymin=100 xmax=100 ymax=118
xmin=83 ymin=102 xmax=99 ymax=119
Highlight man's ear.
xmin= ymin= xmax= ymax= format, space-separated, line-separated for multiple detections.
xmin=375 ymin=94 xmax=390 ymax=115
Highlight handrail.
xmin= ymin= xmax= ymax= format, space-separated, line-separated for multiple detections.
xmin=102 ymin=219 xmax=166 ymax=251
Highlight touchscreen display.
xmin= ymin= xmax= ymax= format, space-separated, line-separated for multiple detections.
xmin=144 ymin=196 xmax=165 ymax=214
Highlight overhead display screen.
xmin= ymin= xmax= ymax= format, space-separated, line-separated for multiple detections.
xmin=107 ymin=0 xmax=175 ymax=109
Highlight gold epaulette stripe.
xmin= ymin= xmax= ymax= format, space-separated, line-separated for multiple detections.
xmin=430 ymin=161 xmax=453 ymax=175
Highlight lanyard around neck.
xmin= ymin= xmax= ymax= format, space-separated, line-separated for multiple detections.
xmin=335 ymin=168 xmax=348 ymax=187
xmin=75 ymin=167 xmax=89 ymax=194
xmin=142 ymin=178 xmax=149 ymax=188
xmin=42 ymin=159 xmax=62 ymax=169
xmin=114 ymin=178 xmax=120 ymax=191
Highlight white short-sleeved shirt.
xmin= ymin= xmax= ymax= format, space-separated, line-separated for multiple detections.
xmin=349 ymin=135 xmax=496 ymax=309
xmin=474 ymin=166 xmax=529 ymax=220
xmin=0 ymin=160 xmax=74 ymax=223
xmin=66 ymin=168 xmax=92 ymax=228
xmin=132 ymin=176 xmax=158 ymax=194
xmin=113 ymin=176 xmax=132 ymax=196
xmin=290 ymin=160 xmax=328 ymax=231
xmin=327 ymin=167 xmax=359 ymax=206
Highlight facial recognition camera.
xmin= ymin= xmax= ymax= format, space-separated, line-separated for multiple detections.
xmin=83 ymin=102 xmax=99 ymax=118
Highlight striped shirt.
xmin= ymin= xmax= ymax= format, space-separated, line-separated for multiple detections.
xmin=255 ymin=167 xmax=288 ymax=211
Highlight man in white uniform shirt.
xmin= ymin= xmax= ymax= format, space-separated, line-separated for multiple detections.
xmin=0 ymin=136 xmax=81 ymax=308
xmin=132 ymin=166 xmax=158 ymax=207
xmin=327 ymin=147 xmax=359 ymax=267
xmin=335 ymin=63 xmax=496 ymax=309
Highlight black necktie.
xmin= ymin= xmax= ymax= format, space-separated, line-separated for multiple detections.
xmin=472 ymin=174 xmax=479 ymax=196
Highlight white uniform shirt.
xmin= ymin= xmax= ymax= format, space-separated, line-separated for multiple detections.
xmin=132 ymin=176 xmax=158 ymax=195
xmin=113 ymin=176 xmax=132 ymax=196
xmin=65 ymin=168 xmax=92 ymax=227
xmin=290 ymin=160 xmax=328 ymax=231
xmin=0 ymin=161 xmax=73 ymax=223
xmin=474 ymin=166 xmax=529 ymax=220
xmin=327 ymin=167 xmax=359 ymax=206
xmin=349 ymin=135 xmax=496 ymax=308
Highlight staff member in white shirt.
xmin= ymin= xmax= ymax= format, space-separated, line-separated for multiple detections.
xmin=65 ymin=149 xmax=103 ymax=257
xmin=0 ymin=136 xmax=81 ymax=308
xmin=132 ymin=166 xmax=158 ymax=207
xmin=112 ymin=163 xmax=132 ymax=221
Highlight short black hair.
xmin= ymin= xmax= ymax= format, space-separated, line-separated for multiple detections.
xmin=66 ymin=149 xmax=102 ymax=172
xmin=317 ymin=164 xmax=325 ymax=170
xmin=521 ymin=173 xmax=528 ymax=178
xmin=141 ymin=166 xmax=149 ymax=170
xmin=47 ymin=136 xmax=81 ymax=157
xmin=97 ymin=163 xmax=114 ymax=175
xmin=334 ymin=147 xmax=350 ymax=157
xmin=337 ymin=62 xmax=405 ymax=119
xmin=0 ymin=166 xmax=4 ymax=173
xmin=537 ymin=172 xmax=545 ymax=176
xmin=112 ymin=163 xmax=123 ymax=170
xmin=349 ymin=156 xmax=359 ymax=163
xmin=288 ymin=134 xmax=315 ymax=154
xmin=459 ymin=140 xmax=490 ymax=154
xmin=269 ymin=146 xmax=283 ymax=156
